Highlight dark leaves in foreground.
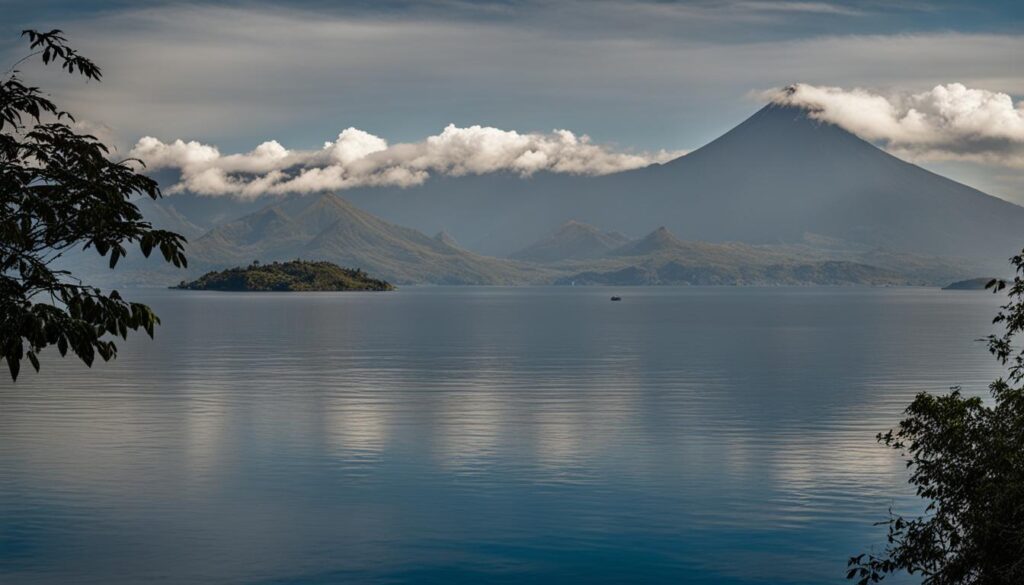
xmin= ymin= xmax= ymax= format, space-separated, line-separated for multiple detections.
xmin=848 ymin=253 xmax=1024 ymax=584
xmin=1 ymin=30 xmax=186 ymax=380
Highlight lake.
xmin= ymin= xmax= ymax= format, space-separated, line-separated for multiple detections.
xmin=0 ymin=287 xmax=1005 ymax=584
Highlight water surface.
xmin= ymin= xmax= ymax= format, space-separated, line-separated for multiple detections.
xmin=0 ymin=287 xmax=1005 ymax=584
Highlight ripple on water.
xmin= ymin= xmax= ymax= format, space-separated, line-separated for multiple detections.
xmin=0 ymin=287 xmax=1001 ymax=584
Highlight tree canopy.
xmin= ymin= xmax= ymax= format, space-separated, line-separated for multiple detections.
xmin=175 ymin=259 xmax=394 ymax=292
xmin=1 ymin=30 xmax=187 ymax=381
xmin=848 ymin=256 xmax=1024 ymax=584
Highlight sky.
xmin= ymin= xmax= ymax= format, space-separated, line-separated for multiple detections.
xmin=3 ymin=0 xmax=1023 ymax=200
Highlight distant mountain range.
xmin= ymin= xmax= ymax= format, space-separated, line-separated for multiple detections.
xmin=66 ymin=102 xmax=1024 ymax=287
xmin=528 ymin=223 xmax=950 ymax=286
xmin=510 ymin=220 xmax=629 ymax=262
xmin=329 ymin=104 xmax=1024 ymax=272
xmin=64 ymin=192 xmax=962 ymax=287
xmin=186 ymin=194 xmax=549 ymax=285
xmin=134 ymin=197 xmax=206 ymax=240
xmin=173 ymin=196 xmax=950 ymax=286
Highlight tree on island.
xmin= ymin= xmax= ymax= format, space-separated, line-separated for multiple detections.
xmin=849 ymin=254 xmax=1024 ymax=584
xmin=175 ymin=259 xmax=393 ymax=292
xmin=1 ymin=30 xmax=187 ymax=381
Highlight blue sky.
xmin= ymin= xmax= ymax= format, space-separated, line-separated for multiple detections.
xmin=3 ymin=0 xmax=1023 ymax=199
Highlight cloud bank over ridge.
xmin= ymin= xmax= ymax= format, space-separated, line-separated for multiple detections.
xmin=131 ymin=125 xmax=685 ymax=198
xmin=769 ymin=83 xmax=1024 ymax=167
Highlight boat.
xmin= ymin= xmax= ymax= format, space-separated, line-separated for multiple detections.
xmin=610 ymin=296 xmax=622 ymax=301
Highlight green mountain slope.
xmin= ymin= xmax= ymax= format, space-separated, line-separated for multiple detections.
xmin=63 ymin=195 xmax=973 ymax=288
xmin=556 ymin=259 xmax=908 ymax=286
xmin=176 ymin=260 xmax=394 ymax=291
xmin=549 ymin=227 xmax=964 ymax=286
xmin=188 ymin=194 xmax=550 ymax=285
xmin=510 ymin=220 xmax=630 ymax=262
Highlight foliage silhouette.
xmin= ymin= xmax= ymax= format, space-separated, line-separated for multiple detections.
xmin=848 ymin=255 xmax=1024 ymax=584
xmin=1 ymin=30 xmax=187 ymax=381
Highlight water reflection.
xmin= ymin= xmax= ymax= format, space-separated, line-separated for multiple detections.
xmin=0 ymin=287 xmax=1003 ymax=584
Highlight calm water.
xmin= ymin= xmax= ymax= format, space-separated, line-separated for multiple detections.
xmin=0 ymin=287 xmax=1006 ymax=584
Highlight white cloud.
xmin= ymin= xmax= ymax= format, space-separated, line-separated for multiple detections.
xmin=130 ymin=124 xmax=685 ymax=198
xmin=31 ymin=4 xmax=1024 ymax=152
xmin=16 ymin=3 xmax=1024 ymax=198
xmin=131 ymin=136 xmax=220 ymax=168
xmin=768 ymin=82 xmax=1024 ymax=167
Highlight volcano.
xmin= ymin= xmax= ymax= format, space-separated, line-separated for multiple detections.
xmin=336 ymin=104 xmax=1024 ymax=270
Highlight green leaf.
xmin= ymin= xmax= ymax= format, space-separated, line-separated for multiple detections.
xmin=0 ymin=31 xmax=179 ymax=380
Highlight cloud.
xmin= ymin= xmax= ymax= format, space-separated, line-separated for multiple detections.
xmin=13 ymin=3 xmax=1024 ymax=198
xmin=20 ymin=4 xmax=1024 ymax=153
xmin=130 ymin=125 xmax=685 ymax=198
xmin=729 ymin=1 xmax=864 ymax=16
xmin=768 ymin=82 xmax=1024 ymax=167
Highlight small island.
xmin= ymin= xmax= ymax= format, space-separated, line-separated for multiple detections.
xmin=942 ymin=277 xmax=998 ymax=291
xmin=175 ymin=260 xmax=395 ymax=292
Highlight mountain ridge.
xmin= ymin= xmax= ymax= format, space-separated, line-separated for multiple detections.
xmin=69 ymin=101 xmax=1023 ymax=287
xmin=609 ymin=226 xmax=684 ymax=257
xmin=66 ymin=192 xmax=975 ymax=288
xmin=187 ymin=193 xmax=551 ymax=285
xmin=510 ymin=220 xmax=631 ymax=262
xmin=329 ymin=104 xmax=1024 ymax=272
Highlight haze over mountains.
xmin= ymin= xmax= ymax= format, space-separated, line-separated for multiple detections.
xmin=511 ymin=221 xmax=630 ymax=262
xmin=81 ymin=103 xmax=1024 ymax=286
xmin=168 ymin=194 xmax=925 ymax=286
xmin=333 ymin=104 xmax=1024 ymax=266
xmin=186 ymin=194 xmax=548 ymax=285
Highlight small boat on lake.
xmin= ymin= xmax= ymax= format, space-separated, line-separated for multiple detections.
xmin=610 ymin=296 xmax=622 ymax=301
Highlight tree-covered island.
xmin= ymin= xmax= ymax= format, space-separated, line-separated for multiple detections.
xmin=175 ymin=260 xmax=394 ymax=292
